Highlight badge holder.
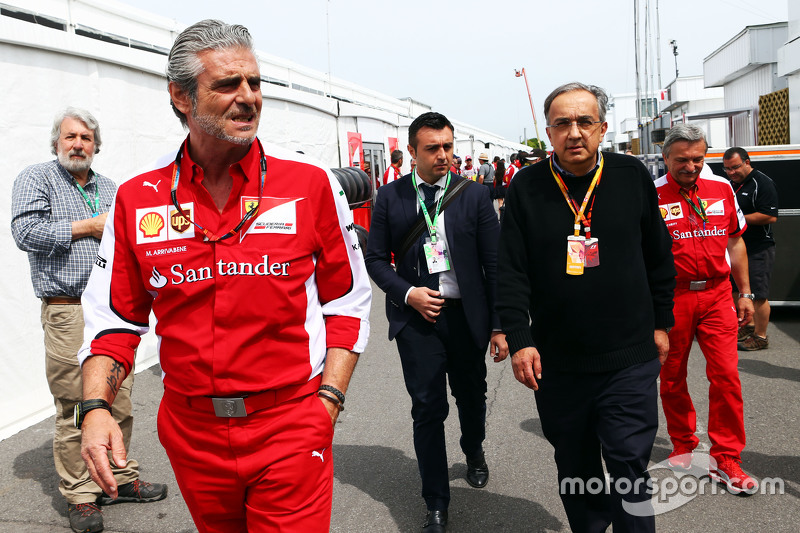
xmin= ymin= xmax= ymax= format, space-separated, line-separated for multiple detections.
xmin=566 ymin=235 xmax=585 ymax=276
xmin=423 ymin=237 xmax=450 ymax=274
xmin=585 ymin=237 xmax=600 ymax=268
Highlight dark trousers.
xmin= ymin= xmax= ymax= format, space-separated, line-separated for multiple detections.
xmin=395 ymin=306 xmax=488 ymax=512
xmin=534 ymin=358 xmax=660 ymax=533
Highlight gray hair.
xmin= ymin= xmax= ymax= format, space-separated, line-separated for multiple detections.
xmin=544 ymin=82 xmax=608 ymax=123
xmin=50 ymin=107 xmax=101 ymax=155
xmin=166 ymin=19 xmax=256 ymax=127
xmin=662 ymin=124 xmax=707 ymax=157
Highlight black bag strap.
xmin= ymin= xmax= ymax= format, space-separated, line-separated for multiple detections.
xmin=396 ymin=178 xmax=472 ymax=263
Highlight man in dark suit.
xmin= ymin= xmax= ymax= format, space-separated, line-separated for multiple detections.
xmin=366 ymin=112 xmax=508 ymax=533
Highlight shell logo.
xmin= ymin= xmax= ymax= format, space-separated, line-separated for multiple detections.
xmin=139 ymin=212 xmax=165 ymax=238
xmin=660 ymin=207 xmax=668 ymax=219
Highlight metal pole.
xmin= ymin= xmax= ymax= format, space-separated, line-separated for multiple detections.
xmin=670 ymin=40 xmax=679 ymax=80
xmin=515 ymin=68 xmax=542 ymax=147
xmin=634 ymin=0 xmax=642 ymax=129
xmin=656 ymin=0 xmax=662 ymax=90
xmin=326 ymin=0 xmax=333 ymax=93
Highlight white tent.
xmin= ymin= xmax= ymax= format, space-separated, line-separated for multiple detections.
xmin=0 ymin=0 xmax=526 ymax=440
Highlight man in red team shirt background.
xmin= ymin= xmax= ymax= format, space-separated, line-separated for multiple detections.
xmin=655 ymin=124 xmax=758 ymax=495
xmin=383 ymin=149 xmax=404 ymax=188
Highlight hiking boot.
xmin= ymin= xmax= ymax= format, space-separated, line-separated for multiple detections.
xmin=737 ymin=324 xmax=755 ymax=342
xmin=68 ymin=502 xmax=103 ymax=533
xmin=667 ymin=449 xmax=694 ymax=471
xmin=709 ymin=456 xmax=758 ymax=495
xmin=738 ymin=335 xmax=768 ymax=351
xmin=97 ymin=479 xmax=167 ymax=506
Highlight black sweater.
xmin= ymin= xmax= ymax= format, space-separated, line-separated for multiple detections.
xmin=497 ymin=152 xmax=675 ymax=373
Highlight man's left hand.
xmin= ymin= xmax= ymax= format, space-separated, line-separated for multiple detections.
xmin=737 ymin=297 xmax=755 ymax=326
xmin=489 ymin=332 xmax=509 ymax=362
xmin=654 ymin=329 xmax=670 ymax=365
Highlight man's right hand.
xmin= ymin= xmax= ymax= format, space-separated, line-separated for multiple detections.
xmin=511 ymin=347 xmax=543 ymax=390
xmin=80 ymin=408 xmax=127 ymax=500
xmin=407 ymin=287 xmax=444 ymax=323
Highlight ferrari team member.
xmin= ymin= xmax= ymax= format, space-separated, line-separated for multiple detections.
xmin=503 ymin=154 xmax=517 ymax=187
xmin=382 ymin=149 xmax=404 ymax=188
xmin=656 ymin=124 xmax=758 ymax=495
xmin=77 ymin=20 xmax=371 ymax=532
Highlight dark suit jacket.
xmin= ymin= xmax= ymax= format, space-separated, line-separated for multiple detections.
xmin=365 ymin=172 xmax=500 ymax=348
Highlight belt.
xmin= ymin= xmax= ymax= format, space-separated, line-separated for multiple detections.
xmin=43 ymin=297 xmax=81 ymax=305
xmin=440 ymin=298 xmax=462 ymax=308
xmin=675 ymin=277 xmax=727 ymax=291
xmin=164 ymin=375 xmax=322 ymax=418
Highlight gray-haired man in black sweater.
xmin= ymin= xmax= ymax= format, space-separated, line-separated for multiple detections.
xmin=497 ymin=82 xmax=676 ymax=533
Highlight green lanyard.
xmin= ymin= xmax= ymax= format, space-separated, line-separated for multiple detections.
xmin=679 ymin=188 xmax=708 ymax=224
xmin=412 ymin=170 xmax=451 ymax=244
xmin=74 ymin=179 xmax=99 ymax=217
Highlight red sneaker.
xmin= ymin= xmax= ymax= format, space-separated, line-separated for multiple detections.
xmin=667 ymin=449 xmax=694 ymax=471
xmin=709 ymin=456 xmax=758 ymax=495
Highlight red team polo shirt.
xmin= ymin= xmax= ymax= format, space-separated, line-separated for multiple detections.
xmin=78 ymin=138 xmax=371 ymax=397
xmin=654 ymin=172 xmax=746 ymax=281
xmin=383 ymin=165 xmax=401 ymax=187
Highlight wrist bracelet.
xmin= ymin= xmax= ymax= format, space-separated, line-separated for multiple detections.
xmin=319 ymin=384 xmax=345 ymax=405
xmin=74 ymin=399 xmax=112 ymax=429
xmin=318 ymin=390 xmax=344 ymax=411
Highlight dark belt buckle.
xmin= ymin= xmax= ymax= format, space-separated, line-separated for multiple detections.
xmin=211 ymin=397 xmax=247 ymax=417
xmin=689 ymin=280 xmax=707 ymax=291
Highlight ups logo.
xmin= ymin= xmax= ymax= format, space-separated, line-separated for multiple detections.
xmin=171 ymin=209 xmax=191 ymax=233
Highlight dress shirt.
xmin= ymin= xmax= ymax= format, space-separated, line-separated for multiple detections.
xmin=404 ymin=173 xmax=461 ymax=303
xmin=11 ymin=160 xmax=116 ymax=298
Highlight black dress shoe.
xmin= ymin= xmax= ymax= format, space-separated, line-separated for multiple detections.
xmin=422 ymin=509 xmax=448 ymax=532
xmin=466 ymin=452 xmax=489 ymax=488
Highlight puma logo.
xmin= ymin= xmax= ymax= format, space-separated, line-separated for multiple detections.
xmin=143 ymin=180 xmax=161 ymax=192
xmin=312 ymin=449 xmax=326 ymax=462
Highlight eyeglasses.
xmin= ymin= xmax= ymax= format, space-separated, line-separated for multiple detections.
xmin=722 ymin=163 xmax=744 ymax=173
xmin=546 ymin=119 xmax=603 ymax=133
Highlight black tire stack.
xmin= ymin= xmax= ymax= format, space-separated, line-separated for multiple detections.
xmin=330 ymin=167 xmax=373 ymax=209
xmin=331 ymin=167 xmax=373 ymax=258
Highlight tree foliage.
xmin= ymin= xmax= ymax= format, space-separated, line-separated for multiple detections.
xmin=525 ymin=138 xmax=547 ymax=150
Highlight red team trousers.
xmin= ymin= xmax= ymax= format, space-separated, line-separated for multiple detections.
xmin=660 ymin=280 xmax=746 ymax=461
xmin=158 ymin=380 xmax=334 ymax=533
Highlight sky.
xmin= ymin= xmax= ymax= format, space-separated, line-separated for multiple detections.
xmin=126 ymin=0 xmax=788 ymax=144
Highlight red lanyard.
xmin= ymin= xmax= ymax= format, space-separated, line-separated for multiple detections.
xmin=170 ymin=140 xmax=266 ymax=242
xmin=550 ymin=157 xmax=604 ymax=238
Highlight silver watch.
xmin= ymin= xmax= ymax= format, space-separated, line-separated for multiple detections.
xmin=739 ymin=293 xmax=755 ymax=300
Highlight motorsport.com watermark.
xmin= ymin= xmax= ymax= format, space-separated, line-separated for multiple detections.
xmin=559 ymin=453 xmax=785 ymax=516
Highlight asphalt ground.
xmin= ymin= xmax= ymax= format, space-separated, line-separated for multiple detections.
xmin=1 ymin=283 xmax=798 ymax=532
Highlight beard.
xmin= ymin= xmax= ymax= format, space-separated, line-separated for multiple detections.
xmin=57 ymin=149 xmax=94 ymax=174
xmin=192 ymin=104 xmax=259 ymax=146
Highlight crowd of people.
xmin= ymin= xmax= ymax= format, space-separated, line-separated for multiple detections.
xmin=10 ymin=17 xmax=781 ymax=533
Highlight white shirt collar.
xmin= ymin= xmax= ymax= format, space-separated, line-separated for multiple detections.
xmin=414 ymin=171 xmax=449 ymax=189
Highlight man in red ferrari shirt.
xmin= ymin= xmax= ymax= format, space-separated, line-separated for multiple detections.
xmin=382 ymin=149 xmax=403 ymax=188
xmin=655 ymin=124 xmax=757 ymax=495
xmin=76 ymin=20 xmax=371 ymax=532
